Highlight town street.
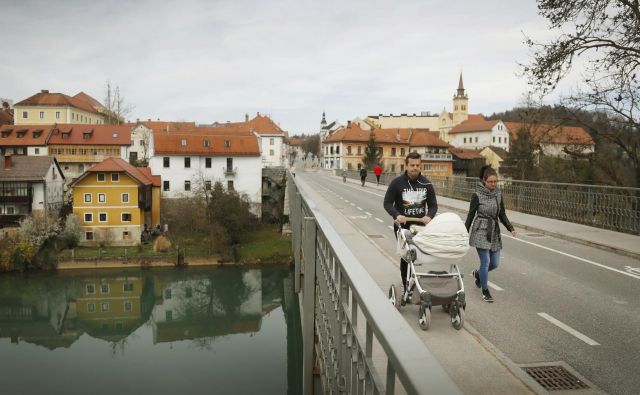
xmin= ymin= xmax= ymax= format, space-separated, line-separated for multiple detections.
xmin=302 ymin=170 xmax=640 ymax=395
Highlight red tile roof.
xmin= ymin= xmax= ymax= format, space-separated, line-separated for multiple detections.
xmin=154 ymin=133 xmax=260 ymax=156
xmin=449 ymin=119 xmax=501 ymax=134
xmin=125 ymin=121 xmax=198 ymax=133
xmin=83 ymin=158 xmax=158 ymax=186
xmin=0 ymin=155 xmax=62 ymax=181
xmin=72 ymin=92 xmax=104 ymax=112
xmin=47 ymin=124 xmax=131 ymax=146
xmin=0 ymin=125 xmax=50 ymax=146
xmin=449 ymin=148 xmax=484 ymax=160
xmin=503 ymin=122 xmax=594 ymax=145
xmin=409 ymin=131 xmax=449 ymax=147
xmin=324 ymin=123 xmax=440 ymax=145
xmin=15 ymin=91 xmax=101 ymax=115
xmin=288 ymin=138 xmax=304 ymax=146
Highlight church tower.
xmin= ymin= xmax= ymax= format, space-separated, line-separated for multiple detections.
xmin=452 ymin=73 xmax=469 ymax=125
xmin=319 ymin=111 xmax=328 ymax=140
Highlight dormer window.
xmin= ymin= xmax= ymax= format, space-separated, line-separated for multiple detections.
xmin=32 ymin=130 xmax=43 ymax=138
xmin=224 ymin=140 xmax=231 ymax=148
xmin=16 ymin=130 xmax=27 ymax=138
xmin=1 ymin=130 xmax=11 ymax=138
xmin=83 ymin=131 xmax=92 ymax=140
xmin=181 ymin=138 xmax=187 ymax=146
xmin=62 ymin=132 xmax=70 ymax=140
xmin=203 ymin=139 xmax=209 ymax=147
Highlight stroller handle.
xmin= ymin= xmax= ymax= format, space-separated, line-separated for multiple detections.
xmin=394 ymin=217 xmax=425 ymax=226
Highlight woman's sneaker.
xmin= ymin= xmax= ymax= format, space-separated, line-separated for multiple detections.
xmin=482 ymin=289 xmax=494 ymax=303
xmin=472 ymin=270 xmax=480 ymax=288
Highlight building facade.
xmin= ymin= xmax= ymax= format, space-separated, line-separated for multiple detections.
xmin=14 ymin=90 xmax=106 ymax=125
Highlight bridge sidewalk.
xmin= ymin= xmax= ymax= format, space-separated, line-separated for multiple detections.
xmin=296 ymin=173 xmax=544 ymax=394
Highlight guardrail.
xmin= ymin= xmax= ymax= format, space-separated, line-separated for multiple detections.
xmin=336 ymin=170 xmax=640 ymax=235
xmin=288 ymin=172 xmax=461 ymax=395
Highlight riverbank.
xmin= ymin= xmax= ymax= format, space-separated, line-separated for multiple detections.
xmin=55 ymin=227 xmax=292 ymax=270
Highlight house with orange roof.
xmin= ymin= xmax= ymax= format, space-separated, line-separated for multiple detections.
xmin=14 ymin=90 xmax=106 ymax=125
xmin=287 ymin=137 xmax=306 ymax=163
xmin=0 ymin=125 xmax=51 ymax=156
xmin=149 ymin=132 xmax=262 ymax=215
xmin=409 ymin=130 xmax=454 ymax=177
xmin=47 ymin=124 xmax=132 ymax=182
xmin=69 ymin=157 xmax=161 ymax=246
xmin=448 ymin=118 xmax=510 ymax=151
xmin=503 ymin=122 xmax=594 ymax=159
xmin=449 ymin=148 xmax=486 ymax=176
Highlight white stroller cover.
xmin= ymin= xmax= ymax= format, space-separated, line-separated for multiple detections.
xmin=410 ymin=212 xmax=469 ymax=259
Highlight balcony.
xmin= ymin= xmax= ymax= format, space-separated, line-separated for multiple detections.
xmin=223 ymin=167 xmax=237 ymax=176
xmin=422 ymin=153 xmax=452 ymax=161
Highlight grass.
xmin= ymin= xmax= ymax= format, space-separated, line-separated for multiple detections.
xmin=56 ymin=226 xmax=292 ymax=264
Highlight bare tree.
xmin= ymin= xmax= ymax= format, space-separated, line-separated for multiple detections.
xmin=103 ymin=81 xmax=134 ymax=125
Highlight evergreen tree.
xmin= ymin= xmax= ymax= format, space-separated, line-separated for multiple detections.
xmin=362 ymin=133 xmax=382 ymax=170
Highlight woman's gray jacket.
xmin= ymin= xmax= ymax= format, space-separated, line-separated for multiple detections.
xmin=465 ymin=182 xmax=514 ymax=251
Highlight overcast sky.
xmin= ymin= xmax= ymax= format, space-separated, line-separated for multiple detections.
xmin=0 ymin=0 xmax=573 ymax=133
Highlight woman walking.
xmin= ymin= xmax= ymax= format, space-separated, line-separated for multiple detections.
xmin=465 ymin=166 xmax=516 ymax=302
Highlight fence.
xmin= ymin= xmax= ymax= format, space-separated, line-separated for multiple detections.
xmin=337 ymin=170 xmax=640 ymax=235
xmin=289 ymin=173 xmax=460 ymax=395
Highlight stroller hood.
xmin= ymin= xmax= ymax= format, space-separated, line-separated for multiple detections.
xmin=412 ymin=212 xmax=470 ymax=259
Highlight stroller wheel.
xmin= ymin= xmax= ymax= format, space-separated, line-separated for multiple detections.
xmin=388 ymin=284 xmax=399 ymax=309
xmin=418 ymin=306 xmax=431 ymax=331
xmin=451 ymin=303 xmax=465 ymax=330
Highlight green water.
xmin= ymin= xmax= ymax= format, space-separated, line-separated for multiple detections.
xmin=0 ymin=266 xmax=302 ymax=395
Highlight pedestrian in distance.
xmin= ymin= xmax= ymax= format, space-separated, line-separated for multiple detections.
xmin=342 ymin=168 xmax=347 ymax=183
xmin=374 ymin=164 xmax=382 ymax=186
xmin=465 ymin=165 xmax=517 ymax=303
xmin=359 ymin=167 xmax=367 ymax=187
xmin=383 ymin=151 xmax=438 ymax=295
xmin=290 ymin=164 xmax=296 ymax=178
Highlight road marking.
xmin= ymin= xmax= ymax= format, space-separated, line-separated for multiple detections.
xmin=357 ymin=206 xmax=363 ymax=211
xmin=365 ymin=211 xmax=372 ymax=216
xmin=375 ymin=218 xmax=384 ymax=223
xmin=488 ymin=281 xmax=503 ymax=291
xmin=503 ymin=233 xmax=640 ymax=281
xmin=537 ymin=313 xmax=600 ymax=346
xmin=388 ymin=225 xmax=394 ymax=230
xmin=624 ymin=266 xmax=640 ymax=276
xmin=350 ymin=203 xmax=356 ymax=206
xmin=344 ymin=199 xmax=349 ymax=203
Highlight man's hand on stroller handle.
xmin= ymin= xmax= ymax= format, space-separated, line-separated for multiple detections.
xmin=395 ymin=215 xmax=431 ymax=225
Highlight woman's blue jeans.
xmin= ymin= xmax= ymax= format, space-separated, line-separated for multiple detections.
xmin=476 ymin=248 xmax=500 ymax=290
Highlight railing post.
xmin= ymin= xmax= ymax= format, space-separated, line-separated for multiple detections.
xmin=302 ymin=216 xmax=317 ymax=395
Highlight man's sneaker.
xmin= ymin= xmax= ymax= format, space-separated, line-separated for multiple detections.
xmin=482 ymin=289 xmax=494 ymax=303
xmin=472 ymin=270 xmax=480 ymax=288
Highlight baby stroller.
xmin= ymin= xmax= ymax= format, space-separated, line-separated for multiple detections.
xmin=388 ymin=213 xmax=469 ymax=330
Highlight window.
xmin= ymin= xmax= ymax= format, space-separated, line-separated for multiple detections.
xmin=123 ymin=283 xmax=134 ymax=292
xmin=378 ymin=147 xmax=383 ymax=155
xmin=34 ymin=148 xmax=40 ymax=154
xmin=139 ymin=140 xmax=144 ymax=147
xmin=205 ymin=157 xmax=211 ymax=168
xmin=121 ymin=193 xmax=129 ymax=203
xmin=269 ymin=149 xmax=274 ymax=156
xmin=166 ymin=311 xmax=173 ymax=321
xmin=224 ymin=140 xmax=231 ymax=148
xmin=186 ymin=287 xmax=193 ymax=298
xmin=391 ymin=147 xmax=396 ymax=156
xmin=122 ymin=213 xmax=132 ymax=222
xmin=203 ymin=139 xmax=209 ymax=147
xmin=98 ymin=193 xmax=106 ymax=203
xmin=163 ymin=157 xmax=170 ymax=168
xmin=493 ymin=137 xmax=496 ymax=143
xmin=84 ymin=193 xmax=92 ymax=203
xmin=269 ymin=138 xmax=274 ymax=145
xmin=84 ymin=213 xmax=93 ymax=222
xmin=226 ymin=157 xmax=233 ymax=170
xmin=87 ymin=303 xmax=95 ymax=313
xmin=463 ymin=138 xmax=467 ymax=143
xmin=124 ymin=301 xmax=133 ymax=312
xmin=400 ymin=164 xmax=404 ymax=172
xmin=391 ymin=164 xmax=395 ymax=172
xmin=164 ymin=289 xmax=172 ymax=299
xmin=86 ymin=284 xmax=96 ymax=294
xmin=227 ymin=180 xmax=234 ymax=191
xmin=100 ymin=284 xmax=109 ymax=294
xmin=498 ymin=137 xmax=502 ymax=143
xmin=443 ymin=165 xmax=448 ymax=171
xmin=357 ymin=146 xmax=362 ymax=155
xmin=436 ymin=165 xmax=440 ymax=171
xmin=123 ymin=231 xmax=130 ymax=239
xmin=184 ymin=157 xmax=190 ymax=168
xmin=99 ymin=213 xmax=107 ymax=222
xmin=475 ymin=137 xmax=478 ymax=143
xmin=22 ymin=111 xmax=27 ymax=119
xmin=184 ymin=180 xmax=191 ymax=191
xmin=85 ymin=231 xmax=94 ymax=241
xmin=111 ymin=173 xmax=119 ymax=182
xmin=101 ymin=302 xmax=109 ymax=312
xmin=401 ymin=148 xmax=405 ymax=156
xmin=97 ymin=173 xmax=105 ymax=182
xmin=39 ymin=111 xmax=44 ymax=119
xmin=163 ymin=181 xmax=170 ymax=191
xmin=347 ymin=146 xmax=352 ymax=155
xmin=205 ymin=180 xmax=212 ymax=190
xmin=181 ymin=138 xmax=187 ymax=146
xmin=55 ymin=111 xmax=60 ymax=119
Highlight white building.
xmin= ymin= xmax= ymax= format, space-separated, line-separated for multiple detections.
xmin=448 ymin=120 xmax=510 ymax=151
xmin=150 ymin=133 xmax=263 ymax=215
xmin=128 ymin=123 xmax=155 ymax=164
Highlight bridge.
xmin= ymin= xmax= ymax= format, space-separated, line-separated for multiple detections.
xmin=287 ymin=169 xmax=640 ymax=394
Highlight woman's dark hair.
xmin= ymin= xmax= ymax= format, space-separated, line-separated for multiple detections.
xmin=479 ymin=165 xmax=497 ymax=180
xmin=405 ymin=151 xmax=421 ymax=163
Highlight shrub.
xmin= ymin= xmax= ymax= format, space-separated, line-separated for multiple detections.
xmin=60 ymin=214 xmax=82 ymax=249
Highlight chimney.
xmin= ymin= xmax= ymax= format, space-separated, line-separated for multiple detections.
xmin=347 ymin=120 xmax=351 ymax=127
xmin=257 ymin=111 xmax=260 ymax=116
xmin=245 ymin=113 xmax=249 ymax=122
xmin=148 ymin=118 xmax=151 ymax=122
xmin=41 ymin=89 xmax=49 ymax=94
xmin=4 ymin=155 xmax=12 ymax=169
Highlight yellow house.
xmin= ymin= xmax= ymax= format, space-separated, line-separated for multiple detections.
xmin=14 ymin=90 xmax=106 ymax=125
xmin=70 ymin=157 xmax=161 ymax=246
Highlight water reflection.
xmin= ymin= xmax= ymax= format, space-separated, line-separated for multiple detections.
xmin=0 ymin=266 xmax=301 ymax=394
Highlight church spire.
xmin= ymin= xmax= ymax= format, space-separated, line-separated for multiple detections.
xmin=456 ymin=73 xmax=465 ymax=97
xmin=321 ymin=111 xmax=327 ymax=126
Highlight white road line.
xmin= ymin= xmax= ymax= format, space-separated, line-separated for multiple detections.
xmin=388 ymin=225 xmax=394 ymax=230
xmin=488 ymin=281 xmax=504 ymax=291
xmin=344 ymin=199 xmax=350 ymax=203
xmin=537 ymin=313 xmax=600 ymax=346
xmin=357 ymin=206 xmax=363 ymax=211
xmin=503 ymin=233 xmax=640 ymax=281
xmin=350 ymin=203 xmax=356 ymax=206
xmin=365 ymin=211 xmax=372 ymax=216
xmin=375 ymin=218 xmax=384 ymax=223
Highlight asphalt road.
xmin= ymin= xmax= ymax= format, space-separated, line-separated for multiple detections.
xmin=302 ymin=171 xmax=640 ymax=395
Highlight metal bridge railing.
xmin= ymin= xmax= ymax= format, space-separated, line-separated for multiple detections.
xmin=289 ymin=173 xmax=461 ymax=395
xmin=335 ymin=170 xmax=640 ymax=235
